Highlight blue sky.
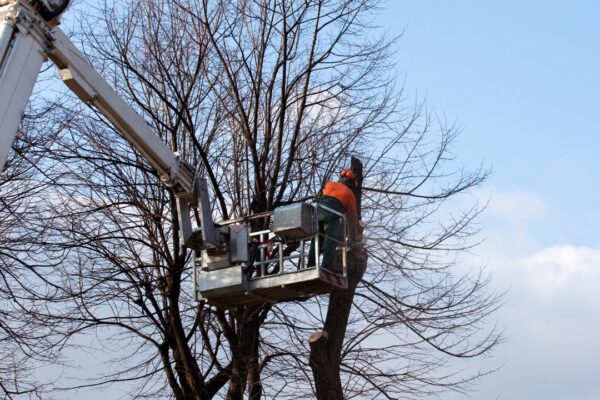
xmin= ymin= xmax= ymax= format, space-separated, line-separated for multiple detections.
xmin=384 ymin=1 xmax=600 ymax=245
xmin=381 ymin=1 xmax=600 ymax=399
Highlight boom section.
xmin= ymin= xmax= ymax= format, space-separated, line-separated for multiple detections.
xmin=0 ymin=0 xmax=193 ymax=199
xmin=49 ymin=28 xmax=195 ymax=198
xmin=0 ymin=0 xmax=49 ymax=168
xmin=0 ymin=0 xmax=218 ymax=248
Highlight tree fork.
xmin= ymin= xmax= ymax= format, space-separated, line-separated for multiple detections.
xmin=225 ymin=305 xmax=265 ymax=400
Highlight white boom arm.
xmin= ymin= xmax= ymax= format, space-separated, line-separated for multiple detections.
xmin=52 ymin=27 xmax=196 ymax=195
xmin=0 ymin=0 xmax=217 ymax=249
xmin=0 ymin=0 xmax=47 ymax=166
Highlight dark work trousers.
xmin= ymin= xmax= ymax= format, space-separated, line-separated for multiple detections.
xmin=307 ymin=196 xmax=345 ymax=269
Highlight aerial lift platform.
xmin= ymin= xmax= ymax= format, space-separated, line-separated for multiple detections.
xmin=0 ymin=0 xmax=349 ymax=308
xmin=194 ymin=202 xmax=349 ymax=308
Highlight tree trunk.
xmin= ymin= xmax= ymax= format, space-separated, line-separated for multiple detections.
xmin=309 ymin=157 xmax=368 ymax=400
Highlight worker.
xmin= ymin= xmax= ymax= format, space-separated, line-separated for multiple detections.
xmin=307 ymin=169 xmax=360 ymax=272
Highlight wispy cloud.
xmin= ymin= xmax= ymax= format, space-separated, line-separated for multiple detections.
xmin=520 ymin=245 xmax=600 ymax=297
xmin=488 ymin=189 xmax=548 ymax=223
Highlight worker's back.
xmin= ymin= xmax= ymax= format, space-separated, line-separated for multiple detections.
xmin=322 ymin=180 xmax=357 ymax=233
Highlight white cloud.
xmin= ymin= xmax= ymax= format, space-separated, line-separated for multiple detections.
xmin=453 ymin=242 xmax=600 ymax=400
xmin=520 ymin=245 xmax=600 ymax=296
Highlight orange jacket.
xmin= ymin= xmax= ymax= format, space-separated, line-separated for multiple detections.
xmin=323 ymin=181 xmax=358 ymax=238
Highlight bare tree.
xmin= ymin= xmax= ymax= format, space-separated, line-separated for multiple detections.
xmin=1 ymin=0 xmax=502 ymax=399
xmin=0 ymin=98 xmax=66 ymax=399
xmin=174 ymin=1 xmax=502 ymax=399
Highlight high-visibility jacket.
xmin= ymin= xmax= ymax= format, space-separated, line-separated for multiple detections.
xmin=322 ymin=181 xmax=358 ymax=238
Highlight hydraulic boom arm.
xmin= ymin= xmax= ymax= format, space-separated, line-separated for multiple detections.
xmin=0 ymin=0 xmax=217 ymax=249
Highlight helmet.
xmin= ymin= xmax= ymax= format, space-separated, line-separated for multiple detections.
xmin=340 ymin=169 xmax=357 ymax=181
xmin=340 ymin=169 xmax=357 ymax=188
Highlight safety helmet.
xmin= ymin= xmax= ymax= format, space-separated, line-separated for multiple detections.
xmin=340 ymin=169 xmax=357 ymax=181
